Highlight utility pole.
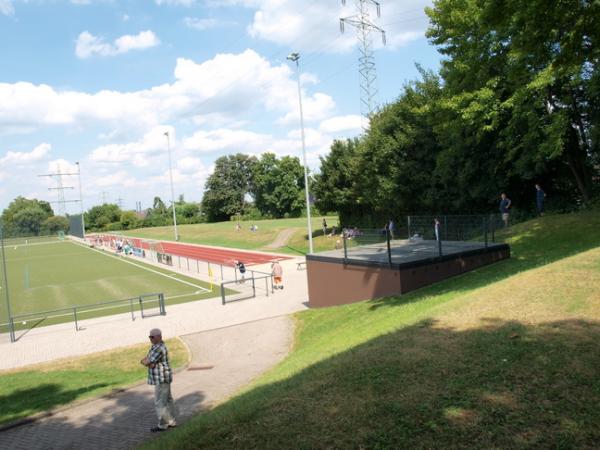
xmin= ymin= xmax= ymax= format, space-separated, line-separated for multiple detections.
xmin=38 ymin=165 xmax=77 ymax=216
xmin=340 ymin=0 xmax=386 ymax=129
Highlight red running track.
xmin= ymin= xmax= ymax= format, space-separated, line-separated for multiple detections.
xmin=96 ymin=234 xmax=290 ymax=267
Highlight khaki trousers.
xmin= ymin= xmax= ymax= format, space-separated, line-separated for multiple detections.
xmin=154 ymin=383 xmax=177 ymax=429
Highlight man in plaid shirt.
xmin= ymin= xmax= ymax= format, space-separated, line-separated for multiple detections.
xmin=140 ymin=328 xmax=177 ymax=432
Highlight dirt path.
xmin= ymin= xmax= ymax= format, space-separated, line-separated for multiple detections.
xmin=265 ymin=228 xmax=297 ymax=249
xmin=0 ymin=316 xmax=294 ymax=450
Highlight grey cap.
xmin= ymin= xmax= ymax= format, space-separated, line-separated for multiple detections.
xmin=149 ymin=328 xmax=162 ymax=337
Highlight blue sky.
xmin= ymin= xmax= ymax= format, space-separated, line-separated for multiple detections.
xmin=0 ymin=0 xmax=440 ymax=214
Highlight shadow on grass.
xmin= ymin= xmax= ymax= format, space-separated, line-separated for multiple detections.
xmin=368 ymin=213 xmax=600 ymax=310
xmin=0 ymin=383 xmax=108 ymax=427
xmin=284 ymin=246 xmax=306 ymax=256
xmin=0 ymin=387 xmax=206 ymax=449
xmin=146 ymin=318 xmax=600 ymax=450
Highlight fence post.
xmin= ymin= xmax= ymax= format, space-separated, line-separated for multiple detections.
xmin=9 ymin=317 xmax=15 ymax=343
xmin=444 ymin=216 xmax=448 ymax=240
xmin=251 ymin=274 xmax=256 ymax=298
xmin=407 ymin=215 xmax=411 ymax=239
xmin=186 ymin=257 xmax=190 ymax=271
xmin=73 ymin=307 xmax=79 ymax=331
xmin=491 ymin=214 xmax=495 ymax=243
xmin=386 ymin=228 xmax=392 ymax=267
xmin=484 ymin=216 xmax=488 ymax=248
xmin=129 ymin=298 xmax=135 ymax=321
xmin=159 ymin=293 xmax=166 ymax=315
xmin=265 ymin=277 xmax=269 ymax=297
xmin=343 ymin=236 xmax=348 ymax=261
xmin=221 ymin=282 xmax=226 ymax=305
xmin=438 ymin=236 xmax=443 ymax=257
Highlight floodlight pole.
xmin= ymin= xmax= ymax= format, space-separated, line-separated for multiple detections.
xmin=164 ymin=131 xmax=179 ymax=242
xmin=76 ymin=162 xmax=85 ymax=237
xmin=0 ymin=223 xmax=15 ymax=343
xmin=287 ymin=52 xmax=314 ymax=254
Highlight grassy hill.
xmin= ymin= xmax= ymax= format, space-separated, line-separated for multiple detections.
xmin=123 ymin=216 xmax=340 ymax=255
xmin=145 ymin=211 xmax=600 ymax=449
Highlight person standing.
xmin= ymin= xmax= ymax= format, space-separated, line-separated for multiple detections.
xmin=434 ymin=217 xmax=441 ymax=241
xmin=235 ymin=260 xmax=246 ymax=283
xmin=140 ymin=328 xmax=177 ymax=432
xmin=271 ymin=260 xmax=283 ymax=290
xmin=322 ymin=218 xmax=328 ymax=236
xmin=499 ymin=193 xmax=512 ymax=227
xmin=535 ymin=184 xmax=546 ymax=216
xmin=388 ymin=219 xmax=396 ymax=240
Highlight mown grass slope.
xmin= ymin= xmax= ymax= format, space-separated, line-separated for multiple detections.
xmin=123 ymin=216 xmax=340 ymax=255
xmin=145 ymin=211 xmax=600 ymax=449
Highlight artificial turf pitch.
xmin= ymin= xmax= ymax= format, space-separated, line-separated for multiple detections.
xmin=0 ymin=238 xmax=216 ymax=331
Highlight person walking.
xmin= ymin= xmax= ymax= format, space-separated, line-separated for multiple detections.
xmin=535 ymin=184 xmax=546 ymax=216
xmin=271 ymin=260 xmax=283 ymax=290
xmin=499 ymin=193 xmax=512 ymax=227
xmin=140 ymin=328 xmax=177 ymax=432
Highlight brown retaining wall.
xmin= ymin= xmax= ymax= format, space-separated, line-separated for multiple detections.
xmin=306 ymin=246 xmax=510 ymax=308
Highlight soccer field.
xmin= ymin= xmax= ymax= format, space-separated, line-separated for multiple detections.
xmin=0 ymin=238 xmax=217 ymax=330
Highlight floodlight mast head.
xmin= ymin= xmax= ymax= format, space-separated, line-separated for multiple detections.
xmin=286 ymin=52 xmax=300 ymax=63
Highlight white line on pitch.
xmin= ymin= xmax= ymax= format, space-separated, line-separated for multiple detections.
xmin=72 ymin=241 xmax=211 ymax=292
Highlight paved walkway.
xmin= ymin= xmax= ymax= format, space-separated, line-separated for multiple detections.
xmin=0 ymin=315 xmax=294 ymax=449
xmin=0 ymin=257 xmax=308 ymax=369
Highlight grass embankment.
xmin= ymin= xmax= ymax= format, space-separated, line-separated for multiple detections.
xmin=146 ymin=211 xmax=600 ymax=449
xmin=0 ymin=338 xmax=187 ymax=426
xmin=124 ymin=216 xmax=340 ymax=255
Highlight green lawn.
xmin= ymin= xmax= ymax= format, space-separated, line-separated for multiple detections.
xmin=0 ymin=239 xmax=218 ymax=330
xmin=123 ymin=216 xmax=340 ymax=255
xmin=145 ymin=211 xmax=600 ymax=449
xmin=0 ymin=338 xmax=187 ymax=425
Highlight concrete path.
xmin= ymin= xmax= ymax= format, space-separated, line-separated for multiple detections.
xmin=0 ymin=257 xmax=308 ymax=369
xmin=0 ymin=315 xmax=294 ymax=450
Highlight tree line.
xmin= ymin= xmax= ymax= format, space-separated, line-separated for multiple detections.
xmin=313 ymin=0 xmax=599 ymax=226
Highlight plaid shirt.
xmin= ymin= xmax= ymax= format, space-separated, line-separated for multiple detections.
xmin=146 ymin=342 xmax=173 ymax=385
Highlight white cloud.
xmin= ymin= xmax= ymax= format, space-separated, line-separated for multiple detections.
xmin=182 ymin=128 xmax=274 ymax=154
xmin=183 ymin=17 xmax=236 ymax=30
xmin=0 ymin=49 xmax=334 ymax=138
xmin=89 ymin=127 xmax=173 ymax=167
xmin=75 ymin=30 xmax=160 ymax=59
xmin=155 ymin=0 xmax=195 ymax=5
xmin=211 ymin=0 xmax=430 ymax=52
xmin=0 ymin=0 xmax=14 ymax=16
xmin=0 ymin=143 xmax=51 ymax=165
xmin=319 ymin=114 xmax=362 ymax=134
xmin=71 ymin=0 xmax=91 ymax=5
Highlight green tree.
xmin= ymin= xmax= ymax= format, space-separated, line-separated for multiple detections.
xmin=1 ymin=197 xmax=53 ymax=236
xmin=85 ymin=204 xmax=122 ymax=231
xmin=120 ymin=211 xmax=142 ymax=230
xmin=202 ymin=154 xmax=257 ymax=222
xmin=12 ymin=207 xmax=49 ymax=235
xmin=313 ymin=139 xmax=361 ymax=225
xmin=144 ymin=196 xmax=169 ymax=226
xmin=43 ymin=216 xmax=70 ymax=234
xmin=250 ymin=153 xmax=305 ymax=218
xmin=426 ymin=0 xmax=600 ymax=203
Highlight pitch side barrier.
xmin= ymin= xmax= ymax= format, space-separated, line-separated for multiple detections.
xmin=341 ymin=214 xmax=507 ymax=267
xmin=91 ymin=234 xmax=237 ymax=282
xmin=221 ymin=268 xmax=274 ymax=305
xmin=1 ymin=293 xmax=165 ymax=343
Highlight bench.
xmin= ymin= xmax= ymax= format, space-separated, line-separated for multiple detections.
xmin=296 ymin=261 xmax=307 ymax=270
